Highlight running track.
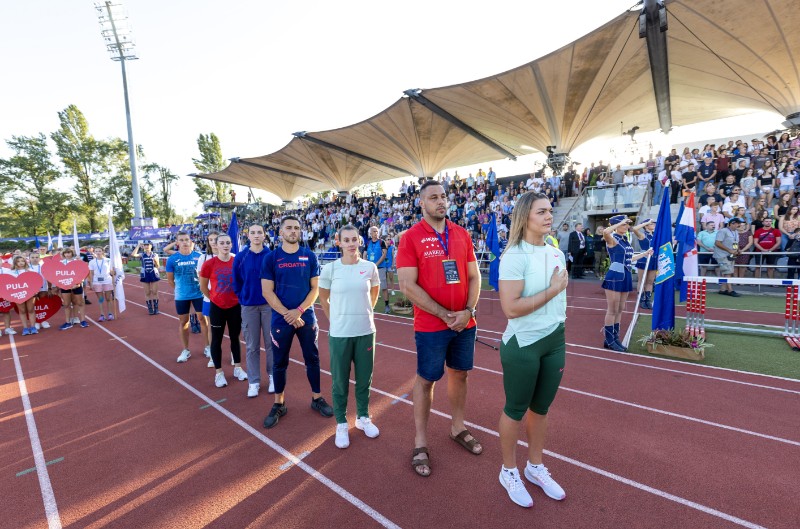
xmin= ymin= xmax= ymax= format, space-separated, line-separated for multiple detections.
xmin=2 ymin=279 xmax=798 ymax=528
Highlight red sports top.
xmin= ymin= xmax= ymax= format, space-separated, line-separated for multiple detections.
xmin=199 ymin=256 xmax=238 ymax=309
xmin=396 ymin=218 xmax=477 ymax=332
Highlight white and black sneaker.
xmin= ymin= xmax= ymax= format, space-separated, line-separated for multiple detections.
xmin=524 ymin=463 xmax=566 ymax=500
xmin=499 ymin=467 xmax=533 ymax=508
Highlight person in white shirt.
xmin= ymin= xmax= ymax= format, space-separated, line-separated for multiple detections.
xmin=496 ymin=191 xmax=568 ymax=508
xmin=318 ymin=225 xmax=381 ymax=449
xmin=88 ymin=247 xmax=117 ymax=323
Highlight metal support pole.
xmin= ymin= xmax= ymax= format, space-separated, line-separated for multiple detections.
xmin=119 ymin=57 xmax=142 ymax=224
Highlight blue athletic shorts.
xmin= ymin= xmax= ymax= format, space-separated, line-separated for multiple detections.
xmin=414 ymin=326 xmax=476 ymax=382
xmin=175 ymin=298 xmax=203 ymax=315
xmin=202 ymin=300 xmax=211 ymax=317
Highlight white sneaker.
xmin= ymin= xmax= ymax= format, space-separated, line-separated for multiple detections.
xmin=207 ymin=357 xmax=214 ymax=368
xmin=35 ymin=323 xmax=41 ymax=330
xmin=499 ymin=467 xmax=533 ymax=508
xmin=524 ymin=463 xmax=566 ymax=500
xmin=214 ymin=372 xmax=227 ymax=388
xmin=355 ymin=416 xmax=380 ymax=438
xmin=267 ymin=375 xmax=275 ymax=393
xmin=247 ymin=383 xmax=259 ymax=398
xmin=233 ymin=366 xmax=248 ymax=381
xmin=335 ymin=423 xmax=350 ymax=449
xmin=4 ymin=328 xmax=16 ymax=335
xmin=204 ymin=345 xmax=211 ymax=358
xmin=176 ymin=349 xmax=191 ymax=363
xmin=41 ymin=321 xmax=50 ymax=329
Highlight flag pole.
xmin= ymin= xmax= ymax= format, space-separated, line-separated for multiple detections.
xmin=622 ymin=253 xmax=652 ymax=348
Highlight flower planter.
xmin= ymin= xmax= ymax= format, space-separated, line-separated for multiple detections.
xmin=391 ymin=303 xmax=413 ymax=315
xmin=646 ymin=342 xmax=704 ymax=361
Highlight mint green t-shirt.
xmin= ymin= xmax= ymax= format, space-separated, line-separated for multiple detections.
xmin=319 ymin=258 xmax=380 ymax=338
xmin=499 ymin=241 xmax=567 ymax=347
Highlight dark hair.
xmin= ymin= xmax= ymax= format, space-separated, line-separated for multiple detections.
xmin=420 ymin=180 xmax=445 ymax=195
xmin=338 ymin=224 xmax=358 ymax=238
xmin=176 ymin=230 xmax=190 ymax=237
xmin=280 ymin=215 xmax=300 ymax=227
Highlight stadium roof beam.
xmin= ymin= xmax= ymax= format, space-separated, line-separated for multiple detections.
xmin=403 ymin=89 xmax=519 ymax=161
xmin=229 ymin=157 xmax=321 ymax=182
xmin=292 ymin=131 xmax=411 ymax=176
xmin=640 ymin=0 xmax=672 ymax=133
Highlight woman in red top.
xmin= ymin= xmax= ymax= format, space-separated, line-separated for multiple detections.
xmin=199 ymin=233 xmax=247 ymax=388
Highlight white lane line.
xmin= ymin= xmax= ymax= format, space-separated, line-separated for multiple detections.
xmin=9 ymin=336 xmax=63 ymax=529
xmin=279 ymin=451 xmax=310 ymax=471
xmin=370 ymin=314 xmax=800 ymax=390
xmin=91 ymin=320 xmax=400 ymax=529
xmin=124 ymin=299 xmax=774 ymax=528
xmin=374 ymin=342 xmax=800 ymax=447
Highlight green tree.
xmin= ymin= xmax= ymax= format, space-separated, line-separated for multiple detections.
xmin=142 ymin=162 xmax=179 ymax=225
xmin=0 ymin=134 xmax=73 ymax=236
xmin=50 ymin=105 xmax=109 ymax=232
xmin=192 ymin=133 xmax=230 ymax=203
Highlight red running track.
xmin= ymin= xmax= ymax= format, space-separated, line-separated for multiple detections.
xmin=1 ymin=278 xmax=798 ymax=529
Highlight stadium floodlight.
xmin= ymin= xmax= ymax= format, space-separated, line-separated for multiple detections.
xmin=95 ymin=1 xmax=143 ymax=225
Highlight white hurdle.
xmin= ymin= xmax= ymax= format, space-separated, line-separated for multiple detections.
xmin=683 ymin=276 xmax=800 ymax=350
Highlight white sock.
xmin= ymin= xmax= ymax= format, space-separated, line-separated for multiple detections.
xmin=527 ymin=462 xmax=544 ymax=470
xmin=502 ymin=466 xmax=518 ymax=474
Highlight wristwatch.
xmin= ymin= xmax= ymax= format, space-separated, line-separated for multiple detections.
xmin=466 ymin=306 xmax=477 ymax=318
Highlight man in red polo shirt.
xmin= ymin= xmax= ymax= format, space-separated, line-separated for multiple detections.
xmin=397 ymin=180 xmax=481 ymax=478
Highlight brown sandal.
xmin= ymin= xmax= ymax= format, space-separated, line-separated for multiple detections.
xmin=411 ymin=447 xmax=431 ymax=477
xmin=450 ymin=429 xmax=483 ymax=455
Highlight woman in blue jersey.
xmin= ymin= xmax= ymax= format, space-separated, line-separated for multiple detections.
xmin=601 ymin=215 xmax=652 ymax=352
xmin=132 ymin=241 xmax=161 ymax=315
xmin=631 ymin=219 xmax=657 ymax=309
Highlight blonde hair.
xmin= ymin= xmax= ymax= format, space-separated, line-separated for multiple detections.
xmin=502 ymin=191 xmax=548 ymax=257
xmin=12 ymin=255 xmax=28 ymax=270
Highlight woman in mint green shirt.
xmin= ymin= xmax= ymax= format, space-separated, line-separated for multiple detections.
xmin=496 ymin=192 xmax=568 ymax=508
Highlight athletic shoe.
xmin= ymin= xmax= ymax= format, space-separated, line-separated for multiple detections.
xmin=310 ymin=397 xmax=334 ymax=418
xmin=41 ymin=321 xmax=50 ymax=329
xmin=59 ymin=323 xmax=73 ymax=331
xmin=499 ymin=468 xmax=533 ymax=508
xmin=107 ymin=313 xmax=115 ymax=321
xmin=524 ymin=464 xmax=566 ymax=500
xmin=247 ymin=383 xmax=260 ymax=398
xmin=729 ymin=290 xmax=742 ymax=297
xmin=34 ymin=323 xmax=41 ymax=330
xmin=177 ymin=349 xmax=191 ymax=363
xmin=79 ymin=321 xmax=89 ymax=328
xmin=22 ymin=328 xmax=30 ymax=336
xmin=30 ymin=327 xmax=38 ymax=335
xmin=383 ymin=305 xmax=391 ymax=314
xmin=207 ymin=357 xmax=214 ymax=368
xmin=233 ymin=366 xmax=248 ymax=381
xmin=5 ymin=328 xmax=16 ymax=335
xmin=335 ymin=423 xmax=350 ymax=449
xmin=263 ymin=403 xmax=287 ymax=429
xmin=98 ymin=315 xmax=105 ymax=322
xmin=214 ymin=372 xmax=227 ymax=388
xmin=267 ymin=375 xmax=275 ymax=393
xmin=84 ymin=298 xmax=92 ymax=305
xmin=204 ymin=345 xmax=211 ymax=358
xmin=355 ymin=416 xmax=380 ymax=438
xmin=603 ymin=340 xmax=626 ymax=352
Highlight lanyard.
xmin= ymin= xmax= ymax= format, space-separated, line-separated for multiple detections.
xmin=433 ymin=223 xmax=450 ymax=257
xmin=94 ymin=259 xmax=107 ymax=276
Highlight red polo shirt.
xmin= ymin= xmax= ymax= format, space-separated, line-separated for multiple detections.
xmin=396 ymin=218 xmax=477 ymax=332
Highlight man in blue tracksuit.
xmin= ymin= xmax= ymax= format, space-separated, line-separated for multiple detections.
xmin=233 ymin=224 xmax=274 ymax=398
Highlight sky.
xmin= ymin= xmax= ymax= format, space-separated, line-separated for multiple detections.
xmin=0 ymin=0 xmax=785 ymax=221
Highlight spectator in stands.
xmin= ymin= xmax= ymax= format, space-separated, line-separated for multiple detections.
xmin=567 ymin=223 xmax=586 ymax=279
xmin=364 ymin=226 xmax=391 ymax=314
xmin=778 ymin=165 xmax=798 ymax=200
xmin=699 ymin=183 xmax=723 ymax=207
xmin=753 ymin=219 xmax=781 ymax=279
xmin=611 ymin=165 xmax=624 ymax=186
xmin=733 ymin=221 xmax=754 ymax=278
xmin=740 ymin=168 xmax=757 ymax=207
xmin=696 ymin=155 xmax=717 ymax=194
xmin=697 ymin=222 xmax=718 ymax=276
xmin=785 ymin=228 xmax=800 ymax=279
xmin=681 ymin=161 xmax=698 ymax=196
xmin=713 ymin=217 xmax=743 ymax=297
xmin=731 ymin=158 xmax=748 ymax=185
xmin=779 ymin=206 xmax=800 ymax=251
xmin=722 ymin=188 xmax=745 ymax=218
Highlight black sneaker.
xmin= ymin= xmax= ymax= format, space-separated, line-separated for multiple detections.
xmin=718 ymin=290 xmax=729 ymax=296
xmin=310 ymin=397 xmax=334 ymax=418
xmin=263 ymin=403 xmax=287 ymax=429
xmin=728 ymin=290 xmax=742 ymax=297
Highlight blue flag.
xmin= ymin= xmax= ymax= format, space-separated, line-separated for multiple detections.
xmin=228 ymin=211 xmax=240 ymax=254
xmin=486 ymin=213 xmax=501 ymax=291
xmin=34 ymin=235 xmax=40 ymax=249
xmin=652 ymin=186 xmax=675 ymax=331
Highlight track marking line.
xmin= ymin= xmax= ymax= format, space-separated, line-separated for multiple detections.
xmin=90 ymin=318 xmax=401 ymax=529
xmin=390 ymin=393 xmax=409 ymax=405
xmin=3 ymin=355 xmax=27 ymax=360
xmin=124 ymin=298 xmax=775 ymax=528
xmin=370 ymin=314 xmax=800 ymax=388
xmin=17 ymin=457 xmax=65 ymax=477
xmin=279 ymin=451 xmax=310 ymax=471
xmin=199 ymin=398 xmax=226 ymax=410
xmin=9 ymin=336 xmax=63 ymax=529
xmin=374 ymin=342 xmax=800 ymax=446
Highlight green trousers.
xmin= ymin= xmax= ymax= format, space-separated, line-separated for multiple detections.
xmin=329 ymin=333 xmax=375 ymax=424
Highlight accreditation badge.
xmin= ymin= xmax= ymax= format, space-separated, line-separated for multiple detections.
xmin=442 ymin=259 xmax=460 ymax=284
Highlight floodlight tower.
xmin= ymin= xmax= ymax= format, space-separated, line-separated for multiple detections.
xmin=95 ymin=1 xmax=144 ymax=226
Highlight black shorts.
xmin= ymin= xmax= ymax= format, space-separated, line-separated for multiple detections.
xmin=175 ymin=298 xmax=203 ymax=315
xmin=60 ymin=286 xmax=84 ymax=295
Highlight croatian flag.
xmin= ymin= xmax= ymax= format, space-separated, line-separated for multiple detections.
xmin=674 ymin=193 xmax=699 ymax=302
